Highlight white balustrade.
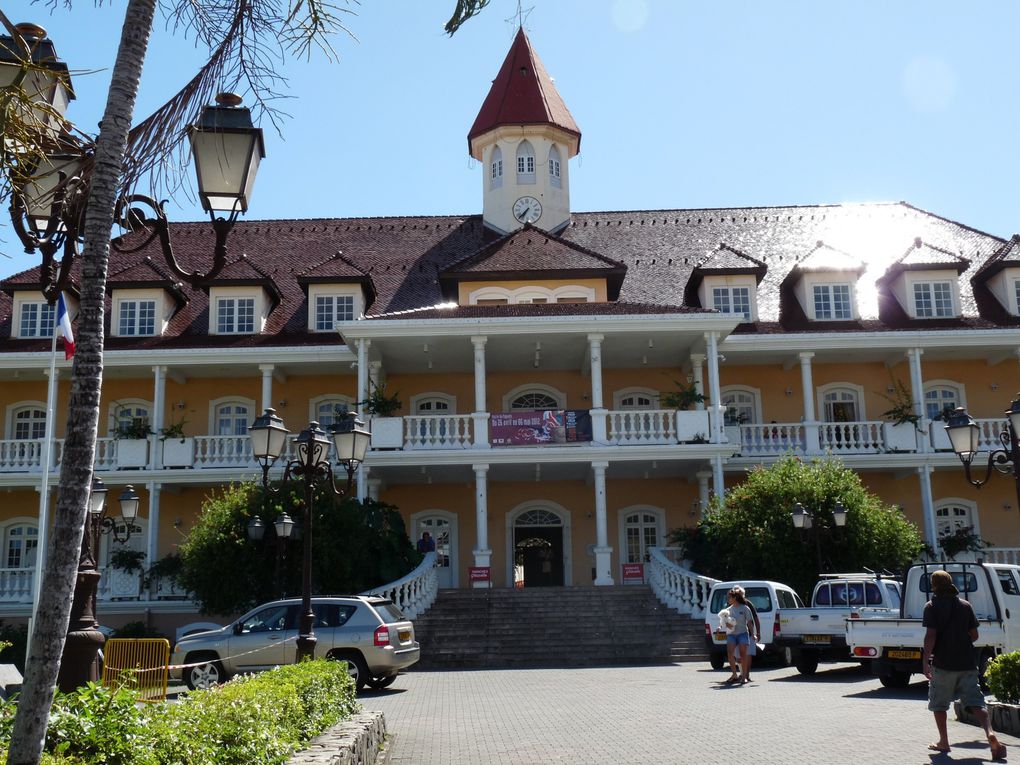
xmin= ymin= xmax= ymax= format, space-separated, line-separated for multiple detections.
xmin=739 ymin=423 xmax=805 ymax=455
xmin=0 ymin=568 xmax=34 ymax=601
xmin=0 ymin=440 xmax=43 ymax=472
xmin=976 ymin=418 xmax=1009 ymax=451
xmin=404 ymin=415 xmax=473 ymax=450
xmin=194 ymin=435 xmax=254 ymax=468
xmin=647 ymin=546 xmax=718 ymax=619
xmin=818 ymin=421 xmax=883 ymax=454
xmin=360 ymin=551 xmax=439 ymax=619
xmin=606 ymin=409 xmax=676 ymax=445
xmin=983 ymin=547 xmax=1020 ymax=565
xmin=94 ymin=437 xmax=117 ymax=470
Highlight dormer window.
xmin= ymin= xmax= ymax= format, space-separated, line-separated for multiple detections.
xmin=812 ymin=284 xmax=852 ymax=320
xmin=315 ymin=294 xmax=354 ymax=331
xmin=516 ymin=140 xmax=535 ymax=184
xmin=17 ymin=301 xmax=54 ymax=338
xmin=490 ymin=146 xmax=503 ymax=189
xmin=548 ymin=145 xmax=561 ymax=188
xmin=913 ymin=281 xmax=954 ymax=318
xmin=712 ymin=286 xmax=751 ymax=320
xmin=117 ymin=299 xmax=156 ymax=336
xmin=216 ymin=297 xmax=255 ymax=334
xmin=468 ymin=284 xmax=596 ymax=306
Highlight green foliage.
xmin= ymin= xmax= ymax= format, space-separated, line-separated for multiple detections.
xmin=143 ymin=553 xmax=183 ymax=590
xmin=177 ymin=482 xmax=420 ymax=615
xmin=359 ymin=383 xmax=402 ymax=416
xmin=669 ymin=456 xmax=924 ymax=598
xmin=987 ymin=651 xmax=1020 ymax=704
xmin=110 ymin=621 xmax=167 ymax=640
xmin=114 ymin=419 xmax=154 ymax=439
xmin=108 ymin=548 xmax=146 ymax=573
xmin=0 ymin=661 xmax=356 ymax=765
xmin=879 ymin=378 xmax=921 ymax=427
xmin=0 ymin=624 xmax=28 ymax=674
xmin=659 ymin=379 xmax=705 ymax=410
xmin=158 ymin=416 xmax=188 ymax=441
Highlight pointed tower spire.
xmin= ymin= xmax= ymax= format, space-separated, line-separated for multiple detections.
xmin=468 ymin=27 xmax=580 ymax=160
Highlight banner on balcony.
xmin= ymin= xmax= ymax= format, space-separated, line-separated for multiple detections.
xmin=490 ymin=409 xmax=592 ymax=446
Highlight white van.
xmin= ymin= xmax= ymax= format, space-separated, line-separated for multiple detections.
xmin=703 ymin=580 xmax=804 ymax=669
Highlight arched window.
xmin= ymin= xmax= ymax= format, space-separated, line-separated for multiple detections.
xmin=310 ymin=395 xmax=355 ymax=430
xmin=623 ymin=510 xmax=661 ymax=564
xmin=109 ymin=400 xmax=151 ymax=436
xmin=512 ymin=393 xmax=558 ymax=410
xmin=935 ymin=500 xmax=977 ymax=538
xmin=548 ymin=144 xmax=562 ymax=188
xmin=614 ymin=387 xmax=659 ymax=410
xmin=516 ymin=140 xmax=536 ymax=184
xmin=819 ymin=385 xmax=863 ymax=422
xmin=9 ymin=404 xmax=46 ymax=440
xmin=503 ymin=384 xmax=566 ymax=411
xmin=3 ymin=522 xmax=38 ymax=569
xmin=720 ymin=387 xmax=761 ymax=425
xmin=211 ymin=398 xmax=254 ymax=436
xmin=413 ymin=394 xmax=455 ymax=414
xmin=516 ymin=508 xmax=563 ymax=526
xmin=924 ymin=381 xmax=964 ymax=421
xmin=490 ymin=145 xmax=503 ymax=189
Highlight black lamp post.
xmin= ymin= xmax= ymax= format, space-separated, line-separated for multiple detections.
xmin=2 ymin=25 xmax=266 ymax=299
xmin=247 ymin=511 xmax=296 ymax=598
xmin=58 ymin=478 xmax=141 ymax=692
xmin=791 ymin=501 xmax=847 ymax=572
xmin=945 ymin=397 xmax=1020 ymax=513
xmin=248 ymin=408 xmax=370 ymax=662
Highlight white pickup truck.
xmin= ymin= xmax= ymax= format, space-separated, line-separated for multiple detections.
xmin=845 ymin=561 xmax=1020 ymax=688
xmin=775 ymin=573 xmax=902 ymax=675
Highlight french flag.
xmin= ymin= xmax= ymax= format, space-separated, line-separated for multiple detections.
xmin=56 ymin=293 xmax=75 ymax=360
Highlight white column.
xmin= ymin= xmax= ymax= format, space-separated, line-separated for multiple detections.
xmin=592 ymin=461 xmax=614 ymax=585
xmin=712 ymin=455 xmax=725 ymax=502
xmin=367 ymin=476 xmax=382 ymax=502
xmin=259 ymin=364 xmax=275 ymax=413
xmin=918 ymin=466 xmax=938 ymax=550
xmin=704 ymin=334 xmax=723 ymax=442
xmin=697 ymin=470 xmax=712 ymax=516
xmin=799 ymin=352 xmax=820 ymax=454
xmin=690 ymin=354 xmax=706 ymax=411
xmin=471 ymin=336 xmax=490 ymax=448
xmin=151 ymin=366 xmax=166 ymax=469
xmin=907 ymin=348 xmax=928 ymax=453
xmin=146 ymin=482 xmax=160 ymax=599
xmin=356 ymin=339 xmax=369 ymax=408
xmin=588 ymin=334 xmax=608 ymax=443
xmin=472 ymin=464 xmax=492 ymax=587
xmin=356 ymin=465 xmax=369 ymax=502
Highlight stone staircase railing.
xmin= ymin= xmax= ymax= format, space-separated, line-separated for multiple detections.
xmin=647 ymin=546 xmax=718 ymax=619
xmin=360 ymin=551 xmax=438 ymax=619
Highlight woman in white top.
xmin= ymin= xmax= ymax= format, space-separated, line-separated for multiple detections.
xmin=723 ymin=588 xmax=755 ymax=685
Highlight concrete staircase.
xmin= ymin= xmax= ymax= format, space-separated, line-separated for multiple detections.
xmin=411 ymin=585 xmax=707 ymax=670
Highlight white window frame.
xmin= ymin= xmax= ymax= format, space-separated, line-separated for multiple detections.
xmin=116 ymin=297 xmax=157 ymax=337
xmin=111 ymin=288 xmax=167 ymax=337
xmin=411 ymin=393 xmax=457 ymax=414
xmin=699 ymin=276 xmax=758 ymax=322
xmin=911 ymin=280 xmax=956 ymax=318
xmin=1 ymin=517 xmax=39 ymax=570
xmin=307 ymin=284 xmax=363 ymax=332
xmin=490 ymin=145 xmax=503 ymax=190
xmin=923 ymin=380 xmax=965 ymax=422
xmin=817 ymin=383 xmax=866 ymax=423
xmin=548 ymin=144 xmax=562 ymax=188
xmin=812 ymin=283 xmax=854 ymax=320
xmin=209 ymin=396 xmax=257 ymax=436
xmin=502 ymin=384 xmax=566 ymax=412
xmin=935 ymin=498 xmax=979 ymax=538
xmin=617 ymin=505 xmax=665 ymax=566
xmin=208 ymin=286 xmax=268 ymax=335
xmin=6 ymin=401 xmax=47 ymax=440
xmin=612 ymin=387 xmax=660 ymax=410
xmin=505 ymin=500 xmax=573 ymax=587
xmin=516 ymin=140 xmax=536 ymax=184
xmin=309 ymin=394 xmax=356 ymax=430
xmin=468 ymin=284 xmax=596 ymax=306
xmin=720 ymin=386 xmax=761 ymax=424
xmin=108 ymin=399 xmax=152 ymax=436
xmin=711 ymin=285 xmax=752 ymax=320
xmin=15 ymin=298 xmax=55 ymax=339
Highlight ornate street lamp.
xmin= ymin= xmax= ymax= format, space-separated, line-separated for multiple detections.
xmin=946 ymin=398 xmax=1020 ymax=512
xmin=246 ymin=511 xmax=296 ymax=598
xmin=790 ymin=501 xmax=847 ymax=572
xmin=3 ymin=26 xmax=267 ymax=299
xmin=59 ymin=478 xmax=141 ymax=692
xmin=248 ymin=408 xmax=370 ymax=661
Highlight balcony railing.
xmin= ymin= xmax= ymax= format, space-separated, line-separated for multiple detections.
xmin=606 ymin=409 xmax=676 ymax=445
xmin=403 ymin=415 xmax=473 ymax=450
xmin=818 ymin=421 xmax=884 ymax=454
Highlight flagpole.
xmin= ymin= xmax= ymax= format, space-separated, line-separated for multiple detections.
xmin=27 ymin=320 xmax=60 ymax=662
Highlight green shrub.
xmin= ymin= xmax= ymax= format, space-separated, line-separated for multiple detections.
xmin=45 ymin=681 xmax=154 ymax=765
xmin=986 ymin=651 xmax=1020 ymax=704
xmin=111 ymin=621 xmax=168 ymax=640
xmin=0 ymin=624 xmax=28 ymax=674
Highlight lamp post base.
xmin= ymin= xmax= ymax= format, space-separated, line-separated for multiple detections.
xmin=58 ymin=569 xmax=104 ymax=692
xmin=295 ymin=632 xmax=317 ymax=663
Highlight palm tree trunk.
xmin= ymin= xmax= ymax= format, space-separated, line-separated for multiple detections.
xmin=5 ymin=1 xmax=155 ymax=761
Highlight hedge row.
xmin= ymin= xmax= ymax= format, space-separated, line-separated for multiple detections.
xmin=0 ymin=660 xmax=359 ymax=765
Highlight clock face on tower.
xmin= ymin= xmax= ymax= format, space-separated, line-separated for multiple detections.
xmin=513 ymin=196 xmax=543 ymax=224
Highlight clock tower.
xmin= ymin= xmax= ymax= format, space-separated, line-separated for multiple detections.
xmin=468 ymin=28 xmax=581 ymax=235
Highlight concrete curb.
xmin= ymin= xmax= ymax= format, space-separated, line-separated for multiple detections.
xmin=287 ymin=710 xmax=387 ymax=765
xmin=955 ymin=700 xmax=1020 ymax=736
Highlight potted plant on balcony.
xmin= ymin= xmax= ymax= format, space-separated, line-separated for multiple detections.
xmin=159 ymin=416 xmax=194 ymax=468
xmin=660 ymin=379 xmax=709 ymax=443
xmin=145 ymin=552 xmax=186 ymax=599
xmin=937 ymin=525 xmax=988 ymax=562
xmin=930 ymin=404 xmax=957 ymax=451
xmin=360 ymin=384 xmax=404 ymax=449
xmin=879 ymin=379 xmax=920 ymax=452
xmin=114 ymin=419 xmax=153 ymax=469
xmin=722 ymin=406 xmax=748 ymax=448
xmin=108 ymin=547 xmax=146 ymax=599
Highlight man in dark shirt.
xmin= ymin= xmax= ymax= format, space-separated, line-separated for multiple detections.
xmin=922 ymin=569 xmax=1006 ymax=760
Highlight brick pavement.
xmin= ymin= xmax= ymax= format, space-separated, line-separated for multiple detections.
xmin=362 ymin=663 xmax=1020 ymax=764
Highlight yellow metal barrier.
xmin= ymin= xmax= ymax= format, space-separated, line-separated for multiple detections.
xmin=101 ymin=638 xmax=170 ymax=702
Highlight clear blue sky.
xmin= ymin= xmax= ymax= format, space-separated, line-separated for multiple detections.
xmin=3 ymin=0 xmax=1019 ymax=278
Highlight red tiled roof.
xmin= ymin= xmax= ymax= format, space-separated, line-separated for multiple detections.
xmin=467 ymin=27 xmax=580 ymax=156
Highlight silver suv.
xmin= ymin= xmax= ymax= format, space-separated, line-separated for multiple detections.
xmin=170 ymin=595 xmax=419 ymax=691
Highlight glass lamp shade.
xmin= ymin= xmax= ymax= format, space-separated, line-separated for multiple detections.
xmin=295 ymin=423 xmax=332 ymax=467
xmin=0 ymin=24 xmax=74 ymax=139
xmin=1008 ymin=395 xmax=1020 ymax=439
xmin=249 ymin=408 xmax=289 ymax=463
xmin=791 ymin=502 xmax=807 ymax=529
xmin=331 ymin=412 xmax=371 ymax=467
xmin=946 ymin=407 xmax=981 ymax=461
xmin=832 ymin=501 xmax=847 ymax=527
xmin=88 ymin=476 xmax=108 ymax=516
xmin=274 ymin=513 xmax=295 ymax=539
xmin=21 ymin=153 xmax=83 ymax=232
xmin=118 ymin=485 xmax=140 ymax=521
xmin=247 ymin=516 xmax=265 ymax=541
xmin=188 ymin=94 xmax=265 ymax=214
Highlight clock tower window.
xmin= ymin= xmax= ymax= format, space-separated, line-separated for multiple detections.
xmin=548 ymin=144 xmax=561 ymax=188
xmin=516 ymin=140 xmax=536 ymax=184
xmin=490 ymin=145 xmax=503 ymax=189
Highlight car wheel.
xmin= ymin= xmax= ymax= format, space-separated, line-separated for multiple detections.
xmin=710 ymin=653 xmax=726 ymax=670
xmin=332 ymin=651 xmax=369 ymax=692
xmin=795 ymin=654 xmax=819 ymax=676
xmin=185 ymin=653 xmax=226 ymax=691
xmin=776 ymin=646 xmax=793 ymax=667
xmin=879 ymin=670 xmax=911 ymax=688
xmin=366 ymin=674 xmax=396 ymax=690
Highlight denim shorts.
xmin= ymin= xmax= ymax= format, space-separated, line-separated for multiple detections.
xmin=927 ymin=667 xmax=985 ymax=713
xmin=727 ymin=633 xmax=749 ymax=647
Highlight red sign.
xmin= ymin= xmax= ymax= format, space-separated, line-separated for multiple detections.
xmin=622 ymin=563 xmax=645 ymax=582
xmin=469 ymin=566 xmax=491 ymax=582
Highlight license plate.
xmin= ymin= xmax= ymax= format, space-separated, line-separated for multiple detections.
xmin=398 ymin=629 xmax=411 ymax=642
xmin=714 ymin=632 xmax=726 ymax=641
xmin=888 ymin=649 xmax=921 ymax=660
xmin=803 ymin=634 xmax=831 ymax=645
